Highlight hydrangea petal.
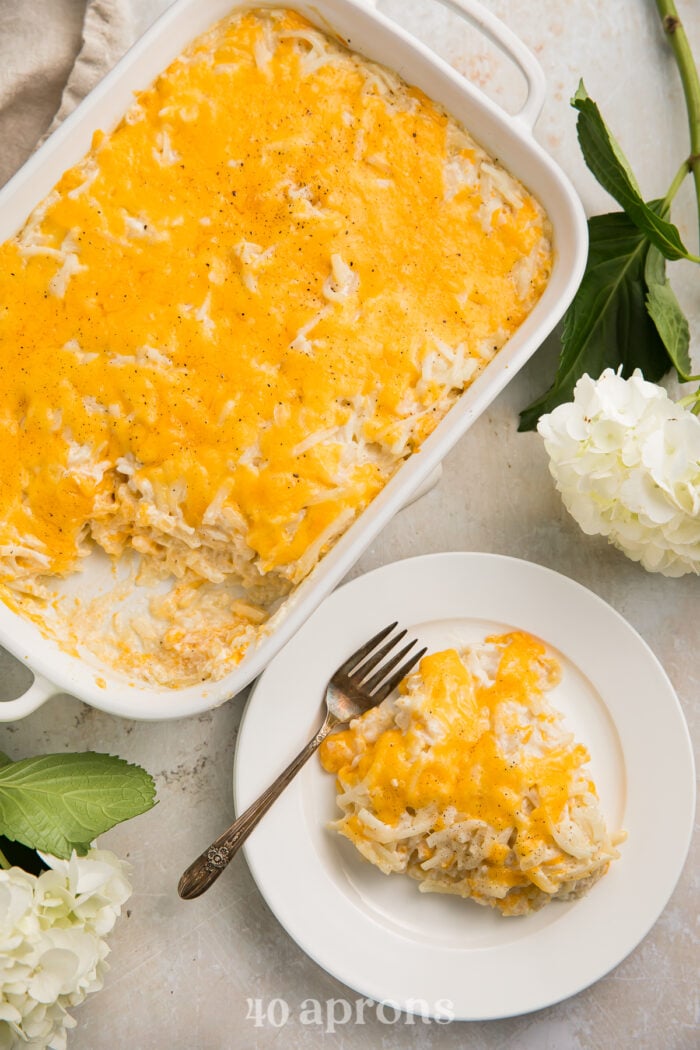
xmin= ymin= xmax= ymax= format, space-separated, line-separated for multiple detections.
xmin=0 ymin=849 xmax=131 ymax=1049
xmin=538 ymin=369 xmax=700 ymax=577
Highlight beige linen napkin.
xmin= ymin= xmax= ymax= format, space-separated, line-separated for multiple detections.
xmin=0 ymin=0 xmax=133 ymax=186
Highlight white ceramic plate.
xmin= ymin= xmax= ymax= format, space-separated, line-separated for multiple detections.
xmin=234 ymin=553 xmax=695 ymax=1020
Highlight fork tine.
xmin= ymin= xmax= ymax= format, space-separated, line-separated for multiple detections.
xmin=359 ymin=637 xmax=416 ymax=694
xmin=334 ymin=622 xmax=398 ymax=677
xmin=349 ymin=628 xmax=407 ymax=685
xmin=371 ymin=646 xmax=428 ymax=702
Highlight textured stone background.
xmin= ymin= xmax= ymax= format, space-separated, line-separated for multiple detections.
xmin=1 ymin=1 xmax=697 ymax=1047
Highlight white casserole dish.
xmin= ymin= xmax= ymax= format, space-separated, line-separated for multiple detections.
xmin=0 ymin=0 xmax=587 ymax=721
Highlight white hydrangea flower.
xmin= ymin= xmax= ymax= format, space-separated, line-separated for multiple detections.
xmin=538 ymin=369 xmax=700 ymax=577
xmin=0 ymin=850 xmax=131 ymax=1050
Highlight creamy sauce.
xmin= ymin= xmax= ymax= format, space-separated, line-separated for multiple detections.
xmin=0 ymin=9 xmax=552 ymax=685
xmin=321 ymin=633 xmax=621 ymax=912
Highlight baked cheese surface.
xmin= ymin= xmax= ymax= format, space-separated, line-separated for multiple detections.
xmin=0 ymin=9 xmax=552 ymax=685
xmin=320 ymin=633 xmax=623 ymax=915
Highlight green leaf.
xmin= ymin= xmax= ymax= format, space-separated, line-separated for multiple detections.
xmin=572 ymin=82 xmax=691 ymax=261
xmin=0 ymin=752 xmax=156 ymax=859
xmin=0 ymin=753 xmax=12 ymax=769
xmin=644 ymin=245 xmax=692 ymax=379
xmin=519 ymin=209 xmax=673 ymax=430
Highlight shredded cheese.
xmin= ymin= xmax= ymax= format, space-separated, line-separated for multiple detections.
xmin=320 ymin=632 xmax=624 ymax=915
xmin=0 ymin=9 xmax=552 ymax=687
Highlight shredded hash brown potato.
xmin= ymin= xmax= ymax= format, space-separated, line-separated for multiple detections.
xmin=0 ymin=9 xmax=552 ymax=687
xmin=320 ymin=632 xmax=624 ymax=915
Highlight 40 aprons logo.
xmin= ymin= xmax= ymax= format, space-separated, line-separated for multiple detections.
xmin=246 ymin=996 xmax=455 ymax=1031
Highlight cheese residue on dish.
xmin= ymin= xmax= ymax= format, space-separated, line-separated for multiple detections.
xmin=0 ymin=9 xmax=552 ymax=687
xmin=320 ymin=632 xmax=624 ymax=915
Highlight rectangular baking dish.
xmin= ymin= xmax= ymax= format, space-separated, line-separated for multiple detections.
xmin=0 ymin=0 xmax=587 ymax=721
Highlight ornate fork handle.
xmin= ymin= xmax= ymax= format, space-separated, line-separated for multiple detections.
xmin=178 ymin=709 xmax=338 ymax=899
xmin=178 ymin=623 xmax=424 ymax=900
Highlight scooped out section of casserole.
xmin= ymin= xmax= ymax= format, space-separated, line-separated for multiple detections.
xmin=0 ymin=8 xmax=552 ymax=688
xmin=319 ymin=632 xmax=624 ymax=915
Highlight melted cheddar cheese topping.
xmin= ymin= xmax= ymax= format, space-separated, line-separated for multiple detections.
xmin=0 ymin=9 xmax=552 ymax=685
xmin=321 ymin=633 xmax=621 ymax=914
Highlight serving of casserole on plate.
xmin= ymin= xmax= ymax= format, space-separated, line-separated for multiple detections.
xmin=320 ymin=630 xmax=625 ymax=917
xmin=0 ymin=0 xmax=586 ymax=718
xmin=234 ymin=553 xmax=695 ymax=1019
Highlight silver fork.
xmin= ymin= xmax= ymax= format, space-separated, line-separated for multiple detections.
xmin=178 ymin=622 xmax=426 ymax=900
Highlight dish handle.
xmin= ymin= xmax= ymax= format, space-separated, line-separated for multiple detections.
xmin=0 ymin=671 xmax=60 ymax=721
xmin=364 ymin=0 xmax=546 ymax=131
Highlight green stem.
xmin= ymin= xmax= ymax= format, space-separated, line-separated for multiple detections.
xmin=0 ymin=847 xmax=11 ymax=869
xmin=655 ymin=0 xmax=700 ymax=248
xmin=677 ymin=389 xmax=700 ymax=413
xmin=661 ymin=159 xmax=693 ymax=212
